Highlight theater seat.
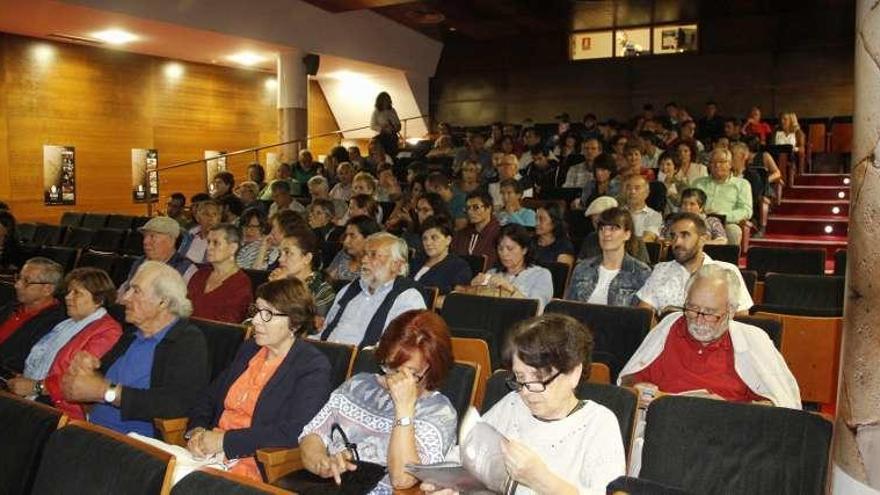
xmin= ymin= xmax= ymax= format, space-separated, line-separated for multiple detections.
xmin=734 ymin=316 xmax=782 ymax=349
xmin=90 ymin=228 xmax=127 ymax=253
xmin=172 ymin=468 xmax=291 ymax=494
xmin=122 ymin=230 xmax=145 ymax=256
xmin=703 ymin=244 xmax=740 ymax=266
xmin=0 ymin=392 xmax=68 ymax=495
xmin=308 ymin=339 xmax=356 ymax=389
xmin=746 ymin=246 xmax=825 ymax=280
xmin=459 ymin=254 xmax=487 ymax=275
xmin=59 ymin=212 xmax=84 ymax=227
xmin=607 ymin=476 xmax=693 ymax=494
xmin=30 ymin=420 xmax=175 ymax=495
xmin=754 ymin=273 xmax=844 ymax=317
xmin=39 ymin=246 xmax=78 ymax=273
xmin=80 ymin=213 xmax=108 ymax=230
xmin=32 ymin=225 xmax=66 ymax=247
xmin=62 ymin=227 xmax=96 ymax=249
xmin=537 ymin=260 xmax=573 ymax=298
xmin=16 ymin=223 xmax=37 ymax=245
xmin=106 ymin=214 xmax=135 ymax=230
xmin=833 ymin=249 xmax=846 ymax=277
xmin=190 ymin=318 xmax=247 ymax=380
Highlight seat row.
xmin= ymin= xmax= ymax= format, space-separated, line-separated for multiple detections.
xmin=17 ymin=223 xmax=145 ymax=257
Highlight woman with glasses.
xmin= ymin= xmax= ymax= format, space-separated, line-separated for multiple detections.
xmin=184 ymin=278 xmax=332 ymax=481
xmin=300 ymin=309 xmax=458 ymax=493
xmin=6 ymin=267 xmax=121 ymax=420
xmin=423 ymin=314 xmax=625 ymax=494
xmin=567 ymin=207 xmax=651 ymax=307
xmin=269 ymin=228 xmax=336 ymax=319
xmin=236 ymin=208 xmax=269 ymax=269
xmin=187 ymin=224 xmax=253 ymax=324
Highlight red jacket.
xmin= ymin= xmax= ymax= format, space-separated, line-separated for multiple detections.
xmin=43 ymin=313 xmax=122 ymax=420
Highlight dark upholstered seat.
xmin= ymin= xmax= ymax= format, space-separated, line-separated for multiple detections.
xmin=0 ymin=392 xmax=67 ymax=495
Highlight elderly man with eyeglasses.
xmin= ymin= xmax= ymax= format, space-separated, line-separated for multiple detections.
xmin=620 ymin=263 xmax=800 ymax=409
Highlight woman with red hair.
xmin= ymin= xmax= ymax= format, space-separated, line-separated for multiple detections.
xmin=299 ymin=309 xmax=457 ymax=493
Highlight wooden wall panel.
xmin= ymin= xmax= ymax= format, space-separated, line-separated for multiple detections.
xmin=0 ymin=33 xmax=341 ymax=224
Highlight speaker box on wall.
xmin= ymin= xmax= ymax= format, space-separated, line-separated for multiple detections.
xmin=303 ymin=54 xmax=320 ymax=76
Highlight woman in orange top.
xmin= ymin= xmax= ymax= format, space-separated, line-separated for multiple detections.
xmin=184 ymin=278 xmax=332 ymax=480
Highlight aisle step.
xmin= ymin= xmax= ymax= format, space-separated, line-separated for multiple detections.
xmin=773 ymin=200 xmax=849 ymax=217
xmin=749 ymin=234 xmax=847 ymax=258
xmin=793 ymin=174 xmax=851 ymax=187
xmin=784 ymin=185 xmax=850 ymax=200
xmin=765 ymin=215 xmax=849 ymax=236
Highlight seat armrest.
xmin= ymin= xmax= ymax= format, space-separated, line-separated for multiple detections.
xmin=154 ymin=417 xmax=189 ymax=447
xmin=256 ymin=447 xmax=304 ymax=483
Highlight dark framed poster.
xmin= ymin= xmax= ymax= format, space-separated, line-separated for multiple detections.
xmin=132 ymin=148 xmax=159 ymax=202
xmin=204 ymin=150 xmax=227 ymax=190
xmin=43 ymin=145 xmax=76 ymax=205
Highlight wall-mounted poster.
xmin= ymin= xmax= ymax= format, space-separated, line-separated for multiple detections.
xmin=204 ymin=150 xmax=227 ymax=191
xmin=43 ymin=145 xmax=76 ymax=205
xmin=132 ymin=148 xmax=159 ymax=202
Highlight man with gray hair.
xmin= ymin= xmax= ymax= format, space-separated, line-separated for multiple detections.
xmin=61 ymin=261 xmax=209 ymax=437
xmin=118 ymin=216 xmax=197 ymax=296
xmin=691 ymin=148 xmax=753 ymax=245
xmin=620 ymin=263 xmax=800 ymax=409
xmin=319 ymin=232 xmax=426 ymax=348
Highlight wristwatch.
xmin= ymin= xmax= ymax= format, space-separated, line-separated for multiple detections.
xmin=33 ymin=380 xmax=44 ymax=396
xmin=103 ymin=383 xmax=119 ymax=403
xmin=394 ymin=416 xmax=413 ymax=427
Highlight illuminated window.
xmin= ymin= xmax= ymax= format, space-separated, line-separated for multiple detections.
xmin=569 ymin=23 xmax=698 ymax=61
xmin=571 ymin=31 xmax=614 ymax=60
xmin=615 ymin=28 xmax=651 ymax=57
xmin=653 ymin=24 xmax=698 ymax=54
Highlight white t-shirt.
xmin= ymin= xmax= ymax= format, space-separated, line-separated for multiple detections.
xmin=587 ymin=266 xmax=620 ymax=305
xmin=414 ymin=265 xmax=431 ymax=281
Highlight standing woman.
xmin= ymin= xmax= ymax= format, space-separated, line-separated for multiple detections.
xmin=371 ymin=92 xmax=401 ymax=158
xmin=187 ymin=224 xmax=253 ymax=323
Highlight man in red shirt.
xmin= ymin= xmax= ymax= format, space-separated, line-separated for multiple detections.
xmin=619 ymin=263 xmax=800 ymax=409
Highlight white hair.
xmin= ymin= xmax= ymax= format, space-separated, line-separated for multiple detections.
xmin=685 ymin=264 xmax=741 ymax=310
xmin=711 ymin=147 xmax=733 ymax=162
xmin=136 ymin=261 xmax=193 ymax=318
xmin=308 ymin=175 xmax=329 ymax=191
xmin=365 ymin=232 xmax=409 ymax=277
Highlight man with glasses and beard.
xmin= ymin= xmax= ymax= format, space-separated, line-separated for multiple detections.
xmin=620 ymin=264 xmax=800 ymax=409
xmin=636 ymin=212 xmax=752 ymax=317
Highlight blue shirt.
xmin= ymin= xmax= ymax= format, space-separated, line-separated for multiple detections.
xmin=497 ymin=207 xmax=537 ymax=227
xmin=448 ymin=189 xmax=467 ymax=221
xmin=89 ymin=319 xmax=177 ymax=437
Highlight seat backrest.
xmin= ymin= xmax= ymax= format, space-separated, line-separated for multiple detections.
xmin=33 ymin=225 xmax=66 ymax=247
xmin=122 ymin=229 xmax=145 ymax=256
xmin=16 ymin=223 xmax=38 ymax=244
xmin=746 ymin=246 xmax=825 ymax=280
xmin=105 ymin=214 xmax=135 ymax=230
xmin=191 ymin=318 xmax=247 ymax=380
xmin=80 ymin=213 xmax=108 ymax=230
xmin=758 ymin=273 xmax=844 ymax=316
xmin=0 ymin=280 xmax=14 ymax=303
xmin=0 ymin=392 xmax=67 ymax=495
xmin=460 ymin=254 xmax=487 ymax=275
xmin=62 ymin=227 xmax=96 ymax=249
xmin=320 ymin=241 xmax=342 ymax=271
xmin=308 ymin=339 xmax=356 ymax=389
xmin=31 ymin=421 xmax=174 ymax=495
xmin=733 ymin=316 xmax=782 ymax=349
xmin=90 ymin=228 xmax=126 ymax=253
xmin=739 ymin=269 xmax=757 ymax=297
xmin=243 ymin=269 xmax=269 ymax=296
xmin=38 ymin=246 xmax=78 ymax=273
xmin=75 ymin=251 xmax=120 ymax=278
xmin=833 ymin=249 xmax=846 ymax=277
xmin=131 ymin=217 xmax=151 ymax=229
xmin=59 ymin=212 xmax=84 ymax=227
xmin=646 ymin=181 xmax=667 ymax=213
xmin=703 ymin=244 xmax=740 ymax=266
xmin=640 ymin=396 xmax=832 ymax=494
xmin=440 ymin=292 xmax=539 ymax=368
xmin=172 ymin=468 xmax=290 ymax=494
xmin=451 ymin=337 xmax=492 ymax=409
xmin=537 ymin=260 xmax=573 ymax=299
xmin=544 ymin=299 xmax=653 ymax=380
xmin=418 ymin=285 xmax=439 ymax=310
xmin=644 ymin=241 xmax=663 ymax=265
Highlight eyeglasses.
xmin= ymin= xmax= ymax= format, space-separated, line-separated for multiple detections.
xmin=330 ymin=423 xmax=359 ymax=462
xmin=681 ymin=305 xmax=728 ymax=324
xmin=505 ymin=370 xmax=562 ymax=393
xmin=378 ymin=362 xmax=430 ymax=383
xmin=14 ymin=275 xmax=52 ymax=286
xmin=251 ymin=306 xmax=288 ymax=322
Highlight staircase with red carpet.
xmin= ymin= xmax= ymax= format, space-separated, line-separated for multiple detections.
xmin=749 ymin=173 xmax=849 ymax=262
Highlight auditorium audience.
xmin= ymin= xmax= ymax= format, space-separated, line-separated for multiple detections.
xmin=774 ymin=112 xmax=805 ymax=152
xmin=252 ymin=210 xmax=308 ymax=272
xmin=674 ymin=139 xmax=708 ymax=184
xmin=210 ymin=171 xmax=244 ymax=220
xmin=692 ymin=148 xmax=753 ymax=245
xmin=348 ymin=193 xmax=381 ymax=223
xmin=742 ymin=106 xmax=773 ymax=144
xmin=301 ymin=310 xmax=456 ymax=492
xmin=329 ymin=161 xmax=354 ymax=202
xmin=637 ymin=212 xmax=753 ymax=316
xmin=451 ymin=190 xmax=502 ymax=268
xmin=562 ymin=137 xmax=599 ymax=188
xmin=119 ymin=217 xmax=197 ymax=293
xmin=236 ymin=208 xmax=269 ymax=270
xmin=185 ymin=278 xmax=332 ymax=481
xmin=458 ymin=159 xmax=483 ymax=194
xmin=524 ymin=147 xmax=565 ymax=197
xmin=165 ymin=192 xmax=192 ymax=229
xmin=697 ymin=100 xmax=724 ymax=142
xmin=622 ymin=175 xmax=662 ymax=242
xmin=0 ymin=258 xmax=66 ymax=371
xmin=0 ymin=210 xmax=23 ymax=272
xmin=471 ymin=224 xmax=553 ymax=311
xmin=308 ymin=198 xmax=343 ymax=243
xmin=371 ymin=91 xmax=401 ymax=158
xmin=268 ymin=180 xmax=307 ymax=218
xmin=293 ymin=150 xmax=321 ymax=187
xmin=567 ymin=208 xmax=651 ymax=307
xmin=246 ymin=163 xmax=267 ymax=193
xmin=656 ymin=151 xmax=690 ymax=213
xmin=409 ymin=216 xmax=473 ymax=296
xmin=426 ymin=172 xmax=467 ymax=230
xmin=235 ymin=181 xmax=265 ymax=215
xmin=621 ymin=264 xmax=800 ymax=409
xmin=63 ymin=261 xmax=209 ymax=437
xmin=187 ymin=224 xmax=252 ymax=324
xmin=575 ymin=154 xmax=619 ymax=209
xmin=426 ymin=134 xmax=455 ymax=159
xmin=320 ymin=233 xmax=426 ymax=348
xmin=7 ymin=268 xmax=121 ymax=420
xmin=181 ymin=199 xmax=224 ymax=264
xmin=534 ymin=203 xmax=575 ymax=266
xmin=454 ymin=133 xmax=492 ymax=177
xmin=325 ymin=215 xmax=382 ymax=284
xmin=269 ymin=229 xmax=336 ymax=318
xmin=489 ymin=153 xmax=533 ymax=209
xmin=661 ymin=188 xmax=728 ymax=245
xmin=735 ymin=138 xmax=783 ymax=238
xmin=496 ymin=179 xmax=537 ymax=228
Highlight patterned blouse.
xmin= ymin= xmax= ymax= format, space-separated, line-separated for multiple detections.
xmin=306 ymin=272 xmax=336 ymax=317
xmin=326 ymin=251 xmax=359 ymax=282
xmin=299 ymin=373 xmax=458 ymax=495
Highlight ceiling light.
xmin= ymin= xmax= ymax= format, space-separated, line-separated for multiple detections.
xmin=91 ymin=29 xmax=138 ymax=45
xmin=832 ymin=207 xmax=841 ymax=214
xmin=227 ymin=52 xmax=266 ymax=66
xmin=164 ymin=62 xmax=184 ymax=79
xmin=824 ymin=226 xmax=833 ymax=234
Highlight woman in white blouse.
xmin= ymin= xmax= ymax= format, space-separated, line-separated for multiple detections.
xmin=673 ymin=140 xmax=708 ymax=184
xmin=371 ymin=91 xmax=401 ymax=158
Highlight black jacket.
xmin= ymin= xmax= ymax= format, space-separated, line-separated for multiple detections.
xmin=186 ymin=338 xmax=332 ymax=458
xmin=409 ymin=254 xmax=473 ymax=295
xmin=100 ymin=318 xmax=209 ymax=422
xmin=0 ymin=301 xmax=67 ymax=372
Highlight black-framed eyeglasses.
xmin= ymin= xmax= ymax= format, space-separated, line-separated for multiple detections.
xmin=506 ymin=370 xmax=562 ymax=393
xmin=378 ymin=362 xmax=430 ymax=383
xmin=680 ymin=305 xmax=728 ymax=324
xmin=250 ymin=305 xmax=288 ymax=323
xmin=330 ymin=423 xmax=359 ymax=462
xmin=14 ymin=275 xmax=52 ymax=286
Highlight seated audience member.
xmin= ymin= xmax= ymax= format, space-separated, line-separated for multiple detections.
xmin=259 ymin=163 xmax=301 ymax=200
xmin=451 ymin=190 xmax=502 ymax=268
xmin=352 ymin=172 xmax=385 ymax=221
xmin=622 ymin=175 xmax=662 ymax=242
xmin=489 ymin=154 xmax=534 ymax=209
xmin=657 ymin=151 xmax=689 ymax=213
xmin=0 ymin=210 xmax=22 ymax=272
xmin=637 ymin=212 xmax=753 ymax=316
xmin=7 ymin=268 xmax=121 ymax=420
xmin=426 ymin=172 xmax=467 ymax=231
xmin=555 ymin=132 xmax=585 ymax=172
xmin=269 ymin=229 xmax=336 ymax=318
xmin=524 ymin=147 xmax=565 ymax=197
xmin=377 ymin=165 xmax=403 ymax=203
xmin=673 ymin=140 xmax=708 ymax=184
xmin=236 ymin=208 xmax=269 ymax=269
xmin=697 ymin=100 xmax=724 ymax=142
xmin=471 ymin=224 xmax=554 ymax=311
xmin=458 ymin=159 xmax=484 ymax=194
xmin=348 ymin=193 xmax=381 ymax=224
xmin=496 ymin=179 xmax=537 ymax=228
xmin=518 ymin=127 xmax=543 ymax=170
xmin=185 ymin=278 xmax=332 ymax=481
xmin=119 ymin=217 xmax=197 ymax=293
xmin=395 ymin=191 xmax=451 ymax=253
xmin=621 ymin=144 xmax=655 ymax=181
xmin=63 ymin=261 xmax=209 ymax=437
xmin=661 ymin=188 xmax=728 ymax=245
xmin=621 ymin=264 xmax=800 ymax=408
xmin=578 ymin=196 xmax=651 ymax=264
xmin=293 ymin=149 xmax=322 ymax=187
xmin=734 ymin=138 xmax=783 ymax=238
xmin=308 ymin=198 xmax=343 ymax=243
xmin=268 ymin=180 xmax=307 ymax=218
xmin=534 ymin=203 xmax=575 ymax=266
xmin=575 ymin=154 xmax=619 ymax=210
xmin=454 ymin=132 xmax=493 ymax=177
xmin=251 ymin=209 xmax=309 ymax=272
xmin=567 ymin=208 xmax=651 ymax=307
xmin=742 ymin=106 xmax=773 ymax=144
xmin=423 ymin=314 xmax=626 ymax=494
xmin=426 ymin=134 xmax=455 ymax=159
xmin=320 ymin=233 xmax=426 ymax=348
xmin=409 ymin=216 xmax=473 ymax=295
xmin=187 ymin=224 xmax=252 ymax=324
xmin=235 ymin=181 xmax=265 ymax=215
xmin=692 ymin=148 xmax=753 ymax=245
xmin=562 ymin=137 xmax=600 ymax=188
xmin=246 ymin=162 xmax=267 ymax=193
xmin=774 ymin=112 xmax=805 ymax=153
xmin=210 ymin=171 xmax=244 ymax=221
xmin=165 ymin=192 xmax=192 ymax=228
xmin=325 ymin=215 xmax=382 ymax=284
xmin=348 ymin=146 xmax=367 ymax=172
xmin=329 ymin=161 xmax=354 ymax=202
xmin=301 ymin=310 xmax=457 ymax=492
xmin=180 ymin=199 xmax=224 ymax=264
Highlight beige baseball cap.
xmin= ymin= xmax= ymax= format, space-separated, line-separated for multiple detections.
xmin=584 ymin=196 xmax=618 ymax=217
xmin=138 ymin=216 xmax=181 ymax=239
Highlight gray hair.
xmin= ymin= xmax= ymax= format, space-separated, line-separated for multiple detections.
xmin=209 ymin=223 xmax=242 ymax=247
xmin=365 ymin=232 xmax=409 ymax=277
xmin=685 ymin=264 xmax=741 ymax=310
xmin=730 ymin=142 xmax=749 ymax=156
xmin=136 ymin=261 xmax=193 ymax=318
xmin=307 ymin=175 xmax=329 ymax=191
xmin=23 ymin=257 xmax=64 ymax=288
xmin=711 ymin=147 xmax=733 ymax=162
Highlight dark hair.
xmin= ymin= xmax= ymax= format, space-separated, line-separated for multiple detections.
xmin=350 ymin=194 xmax=379 ymax=219
xmin=592 ymin=153 xmax=617 ymax=175
xmin=657 ymin=151 xmax=678 ymax=169
xmin=597 ymin=207 xmax=640 ymax=256
xmin=271 ymin=180 xmax=292 ymax=195
xmin=665 ymin=101 xmax=678 ymax=109
xmin=0 ymin=210 xmax=17 ymax=239
xmin=538 ymin=203 xmax=568 ymax=241
xmin=346 ymin=215 xmax=382 ymax=238
xmin=0 ymin=201 xmax=9 ymax=211
xmin=742 ymin=135 xmax=762 ymax=153
xmin=273 ymin=209 xmax=310 ymax=236
xmin=496 ymin=223 xmax=535 ymax=269
xmin=247 ymin=163 xmax=266 ymax=184
xmin=213 ymin=171 xmax=235 ymax=190
xmin=375 ymin=310 xmax=453 ymax=391
xmin=255 ymin=278 xmax=316 ymax=337
xmin=418 ymin=192 xmax=451 ymax=220
xmin=374 ymin=91 xmax=392 ymax=111
xmin=465 ymin=189 xmax=493 ymax=209
xmin=281 ymin=228 xmax=321 ymax=269
xmin=675 ymin=139 xmax=698 ymax=162
xmin=426 ymin=171 xmax=452 ymax=190
xmin=170 ymin=193 xmax=186 ymax=204
xmin=239 ymin=207 xmax=269 ymax=235
xmin=667 ymin=211 xmax=708 ymax=236
xmin=191 ymin=192 xmax=211 ymax=204
xmin=502 ymin=314 xmax=593 ymax=381
xmin=64 ymin=267 xmax=116 ymax=307
xmin=499 ymin=178 xmax=524 ymax=196
xmin=329 ymin=146 xmax=349 ymax=164
xmin=309 ymin=198 xmax=336 ymax=217
xmin=680 ymin=188 xmax=707 ymax=208
xmin=419 ymin=215 xmax=454 ymax=237
xmin=409 ymin=162 xmax=429 ymax=178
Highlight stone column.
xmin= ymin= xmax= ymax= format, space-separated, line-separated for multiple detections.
xmin=831 ymin=1 xmax=880 ymax=492
xmin=277 ymin=49 xmax=308 ymax=163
